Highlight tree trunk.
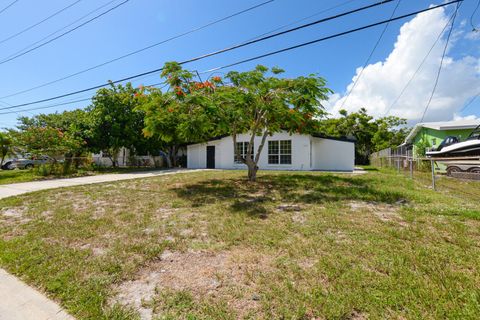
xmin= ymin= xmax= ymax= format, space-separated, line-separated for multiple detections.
xmin=166 ymin=145 xmax=177 ymax=168
xmin=247 ymin=163 xmax=258 ymax=182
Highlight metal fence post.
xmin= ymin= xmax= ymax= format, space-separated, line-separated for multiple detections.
xmin=410 ymin=156 xmax=413 ymax=179
xmin=397 ymin=150 xmax=400 ymax=173
xmin=430 ymin=159 xmax=436 ymax=191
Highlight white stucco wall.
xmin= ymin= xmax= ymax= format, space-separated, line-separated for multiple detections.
xmin=311 ymin=137 xmax=354 ymax=171
xmin=187 ymin=132 xmax=355 ymax=171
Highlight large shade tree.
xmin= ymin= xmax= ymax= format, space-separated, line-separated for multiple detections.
xmin=13 ymin=126 xmax=83 ymax=162
xmin=16 ymin=110 xmax=91 ymax=167
xmin=87 ymin=82 xmax=158 ymax=167
xmin=138 ymin=62 xmax=218 ymax=167
xmin=214 ymin=66 xmax=332 ymax=181
xmin=319 ymin=108 xmax=408 ymax=164
xmin=142 ymin=62 xmax=332 ymax=181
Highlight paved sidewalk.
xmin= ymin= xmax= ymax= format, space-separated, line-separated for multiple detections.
xmin=0 ymin=269 xmax=74 ymax=320
xmin=0 ymin=168 xmax=206 ymax=319
xmin=0 ymin=169 xmax=201 ymax=200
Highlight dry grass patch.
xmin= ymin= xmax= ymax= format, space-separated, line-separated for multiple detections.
xmin=113 ymin=247 xmax=272 ymax=319
xmin=0 ymin=169 xmax=479 ymax=319
xmin=349 ymin=200 xmax=408 ymax=227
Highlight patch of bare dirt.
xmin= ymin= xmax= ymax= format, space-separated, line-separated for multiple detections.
xmin=79 ymin=243 xmax=107 ymax=256
xmin=291 ymin=212 xmax=307 ymax=224
xmin=112 ymin=248 xmax=272 ymax=319
xmin=277 ymin=204 xmax=302 ymax=212
xmin=1 ymin=206 xmax=26 ymax=218
xmin=349 ymin=201 xmax=407 ymax=227
xmin=155 ymin=207 xmax=179 ymax=219
xmin=0 ymin=207 xmax=31 ymax=226
xmin=325 ymin=229 xmax=350 ymax=244
xmin=349 ymin=310 xmax=368 ymax=320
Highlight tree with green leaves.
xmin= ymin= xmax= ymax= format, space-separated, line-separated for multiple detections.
xmin=139 ymin=62 xmax=217 ymax=167
xmin=14 ymin=126 xmax=84 ymax=161
xmin=16 ymin=109 xmax=91 ymax=168
xmin=0 ymin=131 xmax=13 ymax=166
xmin=142 ymin=62 xmax=332 ymax=181
xmin=215 ymin=66 xmax=331 ymax=181
xmin=319 ymin=108 xmax=408 ymax=164
xmin=87 ymin=82 xmax=154 ymax=167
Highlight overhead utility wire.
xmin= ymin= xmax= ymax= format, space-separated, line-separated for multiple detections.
xmin=0 ymin=83 xmax=167 ymax=115
xmin=0 ymin=0 xmax=275 ymax=99
xmin=339 ymin=0 xmax=402 ymax=110
xmin=0 ymin=0 xmax=130 ymax=66
xmin=419 ymin=2 xmax=460 ymax=122
xmin=471 ymin=0 xmax=480 ymax=30
xmin=0 ymin=0 xmax=19 ymax=16
xmin=0 ymin=0 xmax=371 ymax=100
xmin=459 ymin=92 xmax=479 ymax=112
xmin=0 ymin=0 xmax=462 ymax=112
xmin=0 ymin=0 xmax=83 ymax=46
xmin=383 ymin=10 xmax=458 ymax=116
xmin=201 ymin=0 xmax=462 ymax=74
xmin=0 ymin=0 xmax=394 ymax=110
xmin=0 ymin=0 xmax=118 ymax=63
xmin=0 ymin=80 xmax=170 ymax=116
xmin=246 ymin=0 xmax=360 ymax=41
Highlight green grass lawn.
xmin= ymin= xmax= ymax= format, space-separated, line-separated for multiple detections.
xmin=0 ymin=169 xmax=479 ymax=319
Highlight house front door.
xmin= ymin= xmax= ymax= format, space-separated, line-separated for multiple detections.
xmin=206 ymin=146 xmax=215 ymax=169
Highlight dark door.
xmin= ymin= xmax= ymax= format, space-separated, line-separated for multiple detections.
xmin=206 ymin=146 xmax=215 ymax=169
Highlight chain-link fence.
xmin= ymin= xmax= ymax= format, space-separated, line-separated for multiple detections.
xmin=371 ymin=146 xmax=480 ymax=191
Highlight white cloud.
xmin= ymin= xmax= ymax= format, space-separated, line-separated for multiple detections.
xmin=327 ymin=7 xmax=480 ymax=122
xmin=453 ymin=113 xmax=479 ymax=121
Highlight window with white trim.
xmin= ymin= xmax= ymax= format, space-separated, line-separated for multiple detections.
xmin=268 ymin=140 xmax=291 ymax=164
xmin=234 ymin=142 xmax=254 ymax=163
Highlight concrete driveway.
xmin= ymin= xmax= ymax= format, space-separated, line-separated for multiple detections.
xmin=0 ymin=169 xmax=202 ymax=200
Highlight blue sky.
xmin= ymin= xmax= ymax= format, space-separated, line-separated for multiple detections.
xmin=0 ymin=0 xmax=479 ymax=128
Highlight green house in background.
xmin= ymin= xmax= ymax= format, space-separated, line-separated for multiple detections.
xmin=403 ymin=120 xmax=480 ymax=157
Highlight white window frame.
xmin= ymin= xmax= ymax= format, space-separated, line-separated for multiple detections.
xmin=268 ymin=140 xmax=292 ymax=165
xmin=234 ymin=142 xmax=254 ymax=164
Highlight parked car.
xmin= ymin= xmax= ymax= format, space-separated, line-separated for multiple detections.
xmin=7 ymin=155 xmax=56 ymax=169
xmin=1 ymin=161 xmax=13 ymax=170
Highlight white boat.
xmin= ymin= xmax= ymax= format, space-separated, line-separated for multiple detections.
xmin=426 ymin=125 xmax=480 ymax=158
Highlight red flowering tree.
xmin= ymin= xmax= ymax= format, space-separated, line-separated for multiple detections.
xmin=139 ymin=62 xmax=219 ymax=167
xmin=212 ymin=65 xmax=331 ymax=181
xmin=15 ymin=126 xmax=84 ymax=161
xmin=141 ymin=63 xmax=331 ymax=180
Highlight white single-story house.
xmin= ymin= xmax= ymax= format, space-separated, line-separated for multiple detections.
xmin=187 ymin=131 xmax=355 ymax=172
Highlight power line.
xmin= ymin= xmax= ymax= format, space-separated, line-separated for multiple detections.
xmin=0 ymin=0 xmax=83 ymax=46
xmin=459 ymin=92 xmax=480 ymax=113
xmin=201 ymin=1 xmax=462 ymax=73
xmin=0 ymin=0 xmax=130 ymax=66
xmin=383 ymin=9 xmax=459 ymax=117
xmin=246 ymin=0 xmax=360 ymax=42
xmin=0 ymin=0 xmax=19 ymax=16
xmin=419 ymin=2 xmax=460 ymax=122
xmin=0 ymin=0 xmax=395 ymax=110
xmin=0 ymin=0 xmax=275 ymax=100
xmin=0 ymin=0 xmax=462 ymax=113
xmin=0 ymin=0 xmax=375 ymax=100
xmin=340 ymin=0 xmax=402 ymax=110
xmin=0 ymin=82 xmax=167 ymax=115
xmin=471 ymin=0 xmax=480 ymax=30
xmin=0 ymin=0 xmax=118 ymax=63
